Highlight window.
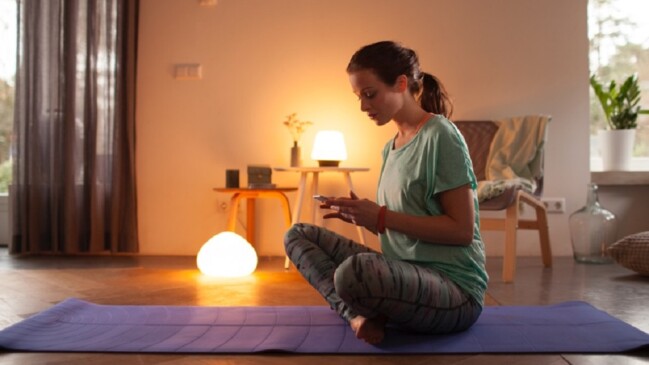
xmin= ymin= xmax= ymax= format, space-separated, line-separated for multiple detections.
xmin=0 ymin=0 xmax=16 ymax=192
xmin=588 ymin=0 xmax=649 ymax=169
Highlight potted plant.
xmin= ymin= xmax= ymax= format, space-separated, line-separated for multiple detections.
xmin=283 ymin=113 xmax=312 ymax=167
xmin=590 ymin=74 xmax=649 ymax=170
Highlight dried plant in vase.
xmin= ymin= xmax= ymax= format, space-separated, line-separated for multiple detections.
xmin=283 ymin=113 xmax=313 ymax=144
xmin=283 ymin=113 xmax=312 ymax=167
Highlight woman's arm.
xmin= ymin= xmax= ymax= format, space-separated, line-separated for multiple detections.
xmin=327 ymin=184 xmax=475 ymax=246
xmin=384 ymin=184 xmax=475 ymax=246
xmin=321 ymin=191 xmax=378 ymax=235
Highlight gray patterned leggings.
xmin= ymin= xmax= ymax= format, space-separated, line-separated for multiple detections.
xmin=284 ymin=223 xmax=482 ymax=334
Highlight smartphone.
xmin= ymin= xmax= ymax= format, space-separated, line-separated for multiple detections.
xmin=313 ymin=195 xmax=329 ymax=202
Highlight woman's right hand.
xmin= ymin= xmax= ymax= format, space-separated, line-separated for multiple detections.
xmin=321 ymin=192 xmax=357 ymax=224
xmin=322 ymin=191 xmax=381 ymax=230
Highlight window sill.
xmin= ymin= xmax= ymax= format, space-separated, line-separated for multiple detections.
xmin=591 ymin=171 xmax=649 ymax=186
xmin=590 ymin=157 xmax=649 ymax=186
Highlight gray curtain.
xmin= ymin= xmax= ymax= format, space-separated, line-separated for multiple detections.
xmin=10 ymin=0 xmax=139 ymax=254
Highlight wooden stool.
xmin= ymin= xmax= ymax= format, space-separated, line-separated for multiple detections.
xmin=213 ymin=188 xmax=295 ymax=262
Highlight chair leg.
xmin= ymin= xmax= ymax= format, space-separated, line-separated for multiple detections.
xmin=537 ymin=209 xmax=552 ymax=268
xmin=502 ymin=200 xmax=519 ymax=283
xmin=519 ymin=191 xmax=553 ymax=268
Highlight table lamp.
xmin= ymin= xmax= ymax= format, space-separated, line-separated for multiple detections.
xmin=311 ymin=130 xmax=348 ymax=167
xmin=197 ymin=232 xmax=258 ymax=277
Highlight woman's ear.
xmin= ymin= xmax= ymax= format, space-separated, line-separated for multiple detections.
xmin=394 ymin=75 xmax=408 ymax=92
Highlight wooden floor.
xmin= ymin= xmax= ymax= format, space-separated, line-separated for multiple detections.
xmin=0 ymin=249 xmax=648 ymax=364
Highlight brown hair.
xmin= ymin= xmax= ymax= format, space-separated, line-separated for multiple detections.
xmin=346 ymin=41 xmax=453 ymax=118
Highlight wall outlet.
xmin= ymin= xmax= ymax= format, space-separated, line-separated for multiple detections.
xmin=542 ymin=197 xmax=566 ymax=214
xmin=216 ymin=200 xmax=229 ymax=213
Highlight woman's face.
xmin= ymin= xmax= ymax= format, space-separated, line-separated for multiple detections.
xmin=348 ymin=69 xmax=404 ymax=126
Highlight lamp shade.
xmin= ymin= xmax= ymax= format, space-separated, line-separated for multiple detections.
xmin=311 ymin=130 xmax=347 ymax=167
xmin=197 ymin=232 xmax=258 ymax=277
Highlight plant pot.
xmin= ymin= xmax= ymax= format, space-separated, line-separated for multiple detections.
xmin=598 ymin=129 xmax=635 ymax=171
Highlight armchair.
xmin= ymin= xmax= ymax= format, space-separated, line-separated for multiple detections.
xmin=454 ymin=116 xmax=552 ymax=283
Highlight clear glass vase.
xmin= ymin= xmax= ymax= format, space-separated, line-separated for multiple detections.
xmin=569 ymin=183 xmax=617 ymax=264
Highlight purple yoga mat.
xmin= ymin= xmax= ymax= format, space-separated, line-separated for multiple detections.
xmin=0 ymin=299 xmax=648 ymax=353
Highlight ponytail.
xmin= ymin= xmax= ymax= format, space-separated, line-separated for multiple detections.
xmin=420 ymin=72 xmax=453 ymax=118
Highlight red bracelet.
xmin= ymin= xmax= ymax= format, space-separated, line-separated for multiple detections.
xmin=376 ymin=205 xmax=387 ymax=234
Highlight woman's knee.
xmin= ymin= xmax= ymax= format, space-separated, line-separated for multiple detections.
xmin=284 ymin=223 xmax=315 ymax=250
xmin=334 ymin=252 xmax=382 ymax=303
xmin=334 ymin=256 xmax=354 ymax=303
xmin=283 ymin=224 xmax=298 ymax=250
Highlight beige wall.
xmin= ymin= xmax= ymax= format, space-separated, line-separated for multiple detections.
xmin=137 ymin=0 xmax=591 ymax=257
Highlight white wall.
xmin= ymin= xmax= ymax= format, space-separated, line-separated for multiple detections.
xmin=597 ymin=186 xmax=649 ymax=239
xmin=136 ymin=0 xmax=591 ymax=257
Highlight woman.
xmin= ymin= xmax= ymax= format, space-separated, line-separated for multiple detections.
xmin=284 ymin=41 xmax=488 ymax=345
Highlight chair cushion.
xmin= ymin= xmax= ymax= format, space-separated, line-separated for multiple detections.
xmin=608 ymin=231 xmax=649 ymax=276
xmin=479 ymin=185 xmax=519 ymax=210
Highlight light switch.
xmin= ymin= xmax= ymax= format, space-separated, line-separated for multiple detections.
xmin=199 ymin=0 xmax=218 ymax=6
xmin=174 ymin=64 xmax=202 ymax=80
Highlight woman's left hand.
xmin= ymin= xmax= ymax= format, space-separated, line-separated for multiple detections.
xmin=323 ymin=191 xmax=381 ymax=229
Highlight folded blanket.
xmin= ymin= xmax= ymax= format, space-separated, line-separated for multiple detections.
xmin=479 ymin=115 xmax=550 ymax=201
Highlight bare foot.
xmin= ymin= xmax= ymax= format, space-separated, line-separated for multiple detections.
xmin=349 ymin=315 xmax=387 ymax=344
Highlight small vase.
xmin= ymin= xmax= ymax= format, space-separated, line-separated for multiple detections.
xmin=290 ymin=141 xmax=301 ymax=167
xmin=569 ymin=183 xmax=617 ymax=264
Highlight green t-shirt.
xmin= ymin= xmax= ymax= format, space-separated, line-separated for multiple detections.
xmin=377 ymin=114 xmax=489 ymax=304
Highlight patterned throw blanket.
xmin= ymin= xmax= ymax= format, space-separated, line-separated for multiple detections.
xmin=477 ymin=178 xmax=535 ymax=202
xmin=476 ymin=115 xmax=550 ymax=202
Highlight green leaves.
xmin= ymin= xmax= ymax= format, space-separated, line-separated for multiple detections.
xmin=590 ymin=74 xmax=649 ymax=130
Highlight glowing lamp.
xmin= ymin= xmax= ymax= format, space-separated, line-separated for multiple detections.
xmin=311 ymin=130 xmax=347 ymax=167
xmin=197 ymin=232 xmax=258 ymax=277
